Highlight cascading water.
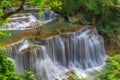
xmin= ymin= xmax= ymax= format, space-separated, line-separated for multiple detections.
xmin=2 ymin=11 xmax=56 ymax=30
xmin=43 ymin=11 xmax=56 ymax=23
xmin=6 ymin=27 xmax=107 ymax=80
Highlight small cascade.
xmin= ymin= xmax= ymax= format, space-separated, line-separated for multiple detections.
xmin=2 ymin=11 xmax=56 ymax=30
xmin=3 ymin=14 xmax=42 ymax=30
xmin=42 ymin=11 xmax=57 ymax=23
xmin=6 ymin=27 xmax=106 ymax=80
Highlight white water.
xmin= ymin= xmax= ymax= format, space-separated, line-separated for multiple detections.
xmin=6 ymin=27 xmax=107 ymax=80
xmin=2 ymin=11 xmax=56 ymax=30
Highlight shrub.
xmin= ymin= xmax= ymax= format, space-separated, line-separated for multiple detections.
xmin=68 ymin=74 xmax=87 ymax=80
xmin=96 ymin=55 xmax=120 ymax=80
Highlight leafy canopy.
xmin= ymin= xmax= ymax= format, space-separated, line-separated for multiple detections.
xmin=96 ymin=55 xmax=120 ymax=80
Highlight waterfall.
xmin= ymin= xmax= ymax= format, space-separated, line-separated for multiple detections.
xmin=43 ymin=11 xmax=56 ymax=23
xmin=6 ymin=27 xmax=106 ymax=80
xmin=2 ymin=11 xmax=56 ymax=30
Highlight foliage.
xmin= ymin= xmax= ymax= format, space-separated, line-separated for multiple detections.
xmin=55 ymin=78 xmax=59 ymax=80
xmin=96 ymin=55 xmax=120 ymax=80
xmin=55 ymin=28 xmax=66 ymax=34
xmin=100 ymin=27 xmax=115 ymax=37
xmin=0 ymin=31 xmax=11 ymax=41
xmin=96 ymin=0 xmax=120 ymax=37
xmin=41 ymin=0 xmax=120 ymax=32
xmin=55 ymin=75 xmax=87 ymax=80
xmin=0 ymin=48 xmax=21 ymax=80
xmin=55 ymin=28 xmax=62 ymax=34
xmin=24 ymin=70 xmax=37 ymax=80
xmin=0 ymin=48 xmax=37 ymax=80
xmin=68 ymin=74 xmax=87 ymax=80
xmin=0 ymin=0 xmax=120 ymax=80
xmin=0 ymin=0 xmax=120 ymax=25
xmin=0 ymin=1 xmax=42 ymax=80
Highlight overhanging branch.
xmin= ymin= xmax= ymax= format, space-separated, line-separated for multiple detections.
xmin=109 ymin=0 xmax=120 ymax=8
xmin=1 ymin=0 xmax=26 ymax=20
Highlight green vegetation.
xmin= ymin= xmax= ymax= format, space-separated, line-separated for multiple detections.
xmin=96 ymin=54 xmax=120 ymax=80
xmin=0 ymin=0 xmax=120 ymax=80
xmin=0 ymin=0 xmax=120 ymax=32
xmin=43 ymin=0 xmax=120 ymax=53
xmin=68 ymin=75 xmax=87 ymax=80
xmin=0 ymin=48 xmax=19 ymax=79
xmin=24 ymin=70 xmax=36 ymax=80
xmin=55 ymin=75 xmax=87 ymax=80
xmin=0 ymin=0 xmax=42 ymax=20
xmin=0 ymin=48 xmax=37 ymax=80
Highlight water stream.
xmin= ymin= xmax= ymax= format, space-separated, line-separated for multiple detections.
xmin=2 ymin=9 xmax=107 ymax=80
xmin=2 ymin=11 xmax=56 ymax=30
xmin=6 ymin=26 xmax=107 ymax=80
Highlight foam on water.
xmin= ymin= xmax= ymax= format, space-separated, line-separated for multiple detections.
xmin=7 ymin=27 xmax=107 ymax=80
xmin=2 ymin=11 xmax=56 ymax=30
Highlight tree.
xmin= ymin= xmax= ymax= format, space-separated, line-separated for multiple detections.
xmin=0 ymin=0 xmax=42 ymax=20
xmin=109 ymin=0 xmax=120 ymax=8
xmin=0 ymin=0 xmax=119 ymax=23
xmin=41 ymin=0 xmax=82 ymax=22
xmin=0 ymin=0 xmax=120 ymax=79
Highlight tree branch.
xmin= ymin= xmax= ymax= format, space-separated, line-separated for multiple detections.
xmin=109 ymin=0 xmax=120 ymax=8
xmin=1 ymin=0 xmax=26 ymax=20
